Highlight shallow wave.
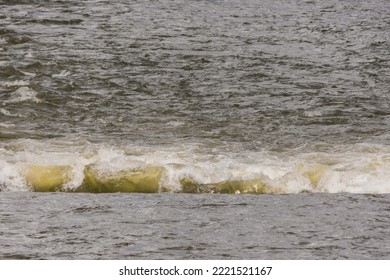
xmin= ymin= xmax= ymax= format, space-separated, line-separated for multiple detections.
xmin=1 ymin=80 xmax=30 ymax=87
xmin=2 ymin=86 xmax=40 ymax=104
xmin=0 ymin=140 xmax=389 ymax=194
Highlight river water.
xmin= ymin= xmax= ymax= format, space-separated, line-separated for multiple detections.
xmin=0 ymin=0 xmax=389 ymax=259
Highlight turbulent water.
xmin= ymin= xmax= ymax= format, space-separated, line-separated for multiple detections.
xmin=0 ymin=0 xmax=390 ymax=259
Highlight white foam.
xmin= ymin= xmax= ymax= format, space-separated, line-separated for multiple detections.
xmin=3 ymin=86 xmax=41 ymax=104
xmin=25 ymin=51 xmax=34 ymax=58
xmin=0 ymin=109 xmax=12 ymax=116
xmin=1 ymin=140 xmax=390 ymax=193
xmin=52 ymin=70 xmax=70 ymax=78
xmin=0 ymin=160 xmax=27 ymax=191
xmin=303 ymin=110 xmax=323 ymax=117
xmin=167 ymin=121 xmax=185 ymax=127
xmin=91 ymin=147 xmax=144 ymax=175
xmin=0 ymin=122 xmax=15 ymax=128
xmin=1 ymin=80 xmax=30 ymax=87
xmin=19 ymin=70 xmax=36 ymax=77
xmin=1 ymin=144 xmax=94 ymax=192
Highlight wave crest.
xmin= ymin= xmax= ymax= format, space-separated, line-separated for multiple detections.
xmin=1 ymin=142 xmax=390 ymax=194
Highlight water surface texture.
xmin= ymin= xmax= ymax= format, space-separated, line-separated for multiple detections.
xmin=1 ymin=192 xmax=389 ymax=259
xmin=0 ymin=0 xmax=390 ymax=259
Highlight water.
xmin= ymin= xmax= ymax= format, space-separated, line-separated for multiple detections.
xmin=0 ymin=0 xmax=389 ymax=259
xmin=1 ymin=192 xmax=389 ymax=259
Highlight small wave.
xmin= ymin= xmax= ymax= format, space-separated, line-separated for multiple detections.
xmin=52 ymin=70 xmax=70 ymax=78
xmin=303 ymin=110 xmax=323 ymax=117
xmin=0 ymin=108 xmax=24 ymax=118
xmin=0 ymin=109 xmax=12 ymax=116
xmin=22 ymin=165 xmax=72 ymax=192
xmin=0 ymin=122 xmax=16 ymax=128
xmin=1 ymin=34 xmax=31 ymax=45
xmin=2 ymin=86 xmax=40 ymax=104
xmin=167 ymin=121 xmax=185 ymax=127
xmin=1 ymin=80 xmax=30 ymax=87
xmin=0 ymin=65 xmax=25 ymax=77
xmin=25 ymin=51 xmax=34 ymax=58
xmin=79 ymin=165 xmax=163 ymax=193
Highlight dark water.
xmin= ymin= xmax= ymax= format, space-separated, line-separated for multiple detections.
xmin=1 ymin=0 xmax=390 ymax=259
xmin=1 ymin=192 xmax=389 ymax=259
xmin=1 ymin=0 xmax=389 ymax=148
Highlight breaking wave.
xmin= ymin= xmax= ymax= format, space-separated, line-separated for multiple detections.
xmin=1 ymin=140 xmax=390 ymax=194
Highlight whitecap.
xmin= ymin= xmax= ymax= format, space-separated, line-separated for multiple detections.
xmin=52 ymin=70 xmax=71 ymax=78
xmin=25 ymin=51 xmax=34 ymax=58
xmin=1 ymin=80 xmax=30 ymax=87
xmin=0 ymin=122 xmax=16 ymax=128
xmin=19 ymin=70 xmax=36 ymax=77
xmin=3 ymin=86 xmax=41 ymax=104
xmin=303 ymin=110 xmax=323 ymax=117
xmin=0 ymin=109 xmax=12 ymax=116
xmin=167 ymin=121 xmax=185 ymax=127
xmin=0 ymin=160 xmax=27 ymax=191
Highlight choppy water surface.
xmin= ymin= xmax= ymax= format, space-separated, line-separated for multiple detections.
xmin=1 ymin=192 xmax=389 ymax=259
xmin=1 ymin=0 xmax=389 ymax=147
xmin=0 ymin=0 xmax=390 ymax=259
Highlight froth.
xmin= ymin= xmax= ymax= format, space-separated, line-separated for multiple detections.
xmin=1 ymin=80 xmax=30 ymax=87
xmin=52 ymin=70 xmax=71 ymax=78
xmin=0 ymin=109 xmax=12 ymax=116
xmin=0 ymin=141 xmax=390 ymax=194
xmin=0 ymin=160 xmax=26 ymax=191
xmin=3 ymin=87 xmax=40 ymax=104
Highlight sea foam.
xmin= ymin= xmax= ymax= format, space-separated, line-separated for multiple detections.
xmin=1 ymin=140 xmax=389 ymax=194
